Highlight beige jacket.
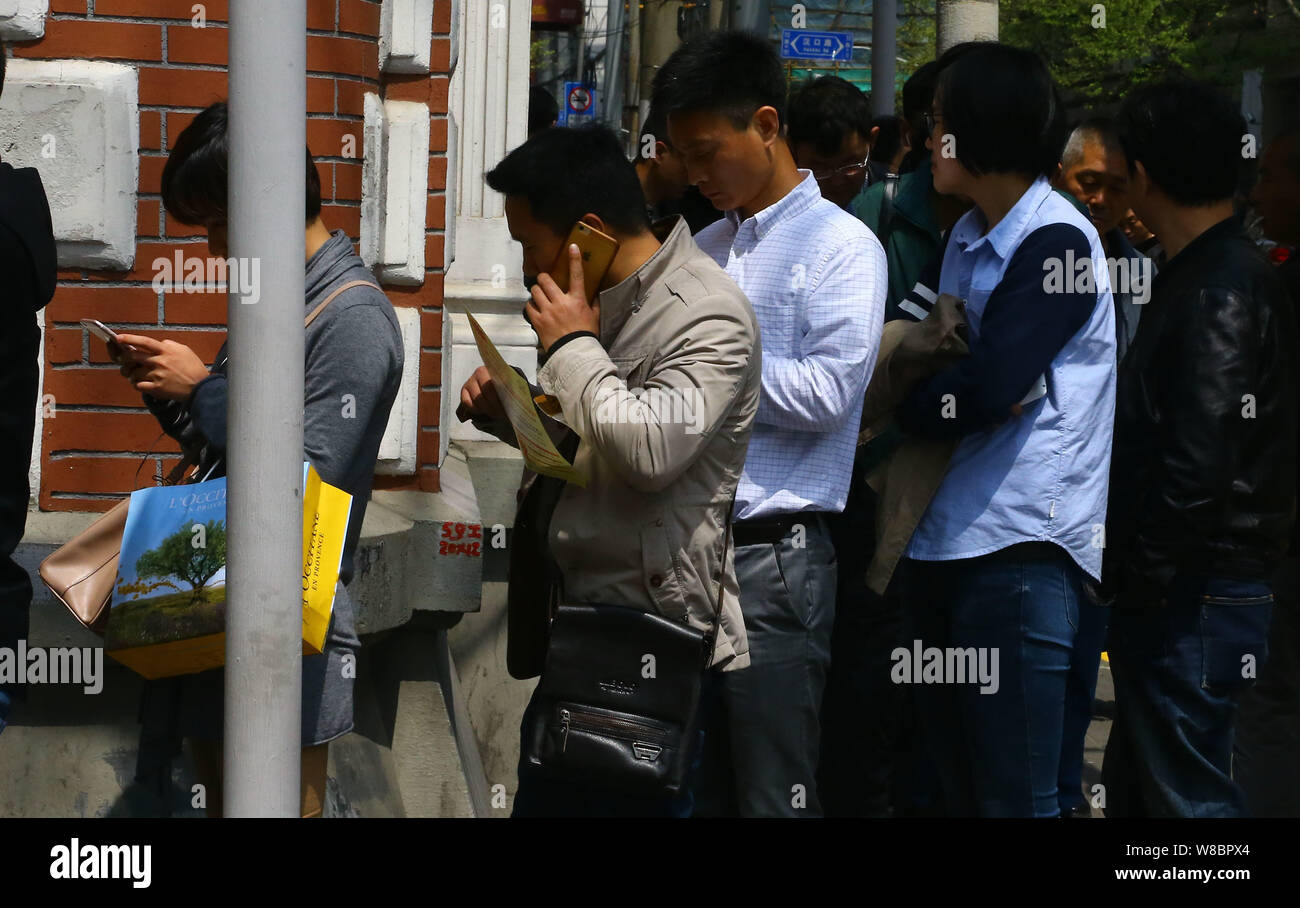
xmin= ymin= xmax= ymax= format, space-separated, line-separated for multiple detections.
xmin=480 ymin=216 xmax=761 ymax=670
xmin=860 ymin=294 xmax=968 ymax=594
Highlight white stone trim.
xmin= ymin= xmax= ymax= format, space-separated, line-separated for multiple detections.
xmin=379 ymin=0 xmax=434 ymax=74
xmin=376 ymin=305 xmax=421 ymax=475
xmin=361 ymin=94 xmax=430 ymax=286
xmin=443 ymin=0 xmax=533 ymax=458
xmin=0 ymin=0 xmax=49 ymax=41
xmin=0 ymin=59 xmax=139 ymax=270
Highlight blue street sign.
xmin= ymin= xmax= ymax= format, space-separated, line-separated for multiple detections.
xmin=780 ymin=29 xmax=854 ymax=63
xmin=561 ymin=81 xmax=597 ymax=126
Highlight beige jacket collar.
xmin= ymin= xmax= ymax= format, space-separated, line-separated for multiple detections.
xmin=596 ymin=215 xmax=691 ymax=346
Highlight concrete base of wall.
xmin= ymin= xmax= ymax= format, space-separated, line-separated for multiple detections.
xmin=1 ymin=490 xmax=485 ymax=818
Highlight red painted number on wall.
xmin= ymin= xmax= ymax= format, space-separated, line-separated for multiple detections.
xmin=439 ymin=522 xmax=482 ymax=557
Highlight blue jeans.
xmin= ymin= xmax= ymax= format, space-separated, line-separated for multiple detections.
xmin=1102 ymin=575 xmax=1273 ymax=817
xmin=1234 ymin=557 xmax=1300 ymax=816
xmin=902 ymin=547 xmax=1088 ymax=817
xmin=512 ymin=670 xmax=720 ymax=817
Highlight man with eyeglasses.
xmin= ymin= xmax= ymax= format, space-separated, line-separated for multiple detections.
xmin=853 ymin=51 xmax=978 ymax=320
xmin=786 ymin=75 xmax=877 ymax=210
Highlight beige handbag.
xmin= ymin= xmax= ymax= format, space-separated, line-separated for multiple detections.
xmin=40 ymin=453 xmax=195 ymax=633
xmin=38 ymin=279 xmax=381 ymax=634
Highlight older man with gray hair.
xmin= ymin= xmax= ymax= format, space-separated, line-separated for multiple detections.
xmin=1055 ymin=117 xmax=1153 ymax=363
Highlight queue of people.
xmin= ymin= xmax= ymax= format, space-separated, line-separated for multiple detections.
xmin=459 ymin=32 xmax=1299 ymax=818
xmin=1 ymin=29 xmax=1295 ymax=819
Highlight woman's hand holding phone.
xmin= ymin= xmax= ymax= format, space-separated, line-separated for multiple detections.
xmin=113 ymin=333 xmax=211 ymax=401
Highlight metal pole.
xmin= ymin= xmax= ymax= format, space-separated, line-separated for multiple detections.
xmin=627 ymin=0 xmax=641 ymax=140
xmin=731 ymin=0 xmax=771 ymax=36
xmin=605 ymin=0 xmax=626 ymax=140
xmin=225 ymin=0 xmax=306 ymax=818
xmin=708 ymin=0 xmax=726 ymax=30
xmin=872 ymin=0 xmax=897 ymax=116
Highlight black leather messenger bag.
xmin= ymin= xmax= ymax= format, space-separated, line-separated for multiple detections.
xmin=521 ymin=513 xmax=732 ymax=797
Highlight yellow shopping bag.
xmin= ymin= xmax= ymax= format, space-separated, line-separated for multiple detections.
xmin=301 ymin=462 xmax=351 ymax=655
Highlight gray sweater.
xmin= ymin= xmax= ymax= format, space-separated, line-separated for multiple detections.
xmin=137 ymin=230 xmax=403 ymax=781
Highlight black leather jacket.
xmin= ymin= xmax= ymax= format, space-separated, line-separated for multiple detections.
xmin=1104 ymin=216 xmax=1297 ymax=605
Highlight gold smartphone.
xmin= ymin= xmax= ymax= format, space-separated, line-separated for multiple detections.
xmin=548 ymin=220 xmax=620 ymax=303
xmin=528 ymin=222 xmax=620 ymax=418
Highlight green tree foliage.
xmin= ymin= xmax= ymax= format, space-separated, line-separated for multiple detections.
xmin=898 ymin=0 xmax=939 ymax=84
xmin=134 ymin=519 xmax=227 ymax=603
xmin=1000 ymin=0 xmax=1292 ymax=104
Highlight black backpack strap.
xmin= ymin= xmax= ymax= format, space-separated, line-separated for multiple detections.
xmin=877 ymin=173 xmax=901 ymax=249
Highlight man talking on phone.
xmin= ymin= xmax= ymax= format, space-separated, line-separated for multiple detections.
xmin=458 ymin=124 xmax=760 ymax=817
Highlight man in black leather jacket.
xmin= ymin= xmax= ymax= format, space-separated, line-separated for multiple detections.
xmin=1102 ymin=81 xmax=1298 ymax=817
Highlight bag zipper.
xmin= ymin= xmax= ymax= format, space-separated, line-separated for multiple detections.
xmin=558 ymin=706 xmax=669 ymax=753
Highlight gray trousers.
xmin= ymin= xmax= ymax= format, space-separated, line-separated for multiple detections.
xmin=696 ymin=514 xmax=838 ymax=816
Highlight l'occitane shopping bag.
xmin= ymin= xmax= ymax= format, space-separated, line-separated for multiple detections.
xmin=105 ymin=463 xmax=352 ymax=680
xmin=301 ymin=462 xmax=351 ymax=654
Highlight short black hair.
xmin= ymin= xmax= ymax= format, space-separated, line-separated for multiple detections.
xmin=786 ymin=76 xmax=872 ymax=157
xmin=1117 ymin=80 xmax=1244 ymax=206
xmin=652 ymin=30 xmax=786 ymax=131
xmin=870 ymin=115 xmax=905 ymax=165
xmin=898 ymin=62 xmax=937 ymax=173
xmin=161 ymin=102 xmax=322 ymax=225
xmin=898 ymin=44 xmax=983 ymax=174
xmin=485 ymin=124 xmax=651 ymax=236
xmin=935 ymin=42 xmax=1066 ymax=179
xmin=901 ymin=61 xmax=938 ymax=131
xmin=528 ymin=86 xmax=558 ymax=137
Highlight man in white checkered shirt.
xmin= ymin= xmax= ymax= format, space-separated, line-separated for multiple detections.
xmin=653 ymin=31 xmax=886 ymax=817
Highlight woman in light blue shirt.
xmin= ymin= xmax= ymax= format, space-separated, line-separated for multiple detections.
xmin=893 ymin=43 xmax=1117 ymax=818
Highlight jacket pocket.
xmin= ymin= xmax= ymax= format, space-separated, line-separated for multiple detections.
xmin=609 ymin=350 xmax=651 ymax=388
xmin=641 ymin=515 xmax=689 ymax=622
xmin=1199 ymin=581 xmax=1273 ymax=692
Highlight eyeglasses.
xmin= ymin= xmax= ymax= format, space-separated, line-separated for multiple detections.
xmin=812 ymin=156 xmax=872 ymax=183
xmin=922 ymin=110 xmax=942 ymax=136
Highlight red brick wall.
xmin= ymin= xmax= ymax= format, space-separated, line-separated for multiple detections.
xmin=13 ymin=0 xmax=450 ymax=511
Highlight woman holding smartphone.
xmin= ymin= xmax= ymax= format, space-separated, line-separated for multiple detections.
xmin=891 ymin=43 xmax=1118 ymax=817
xmin=115 ymin=103 xmax=404 ymax=817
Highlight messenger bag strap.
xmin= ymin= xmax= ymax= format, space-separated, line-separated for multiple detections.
xmin=305 ymin=279 xmax=383 ymax=328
